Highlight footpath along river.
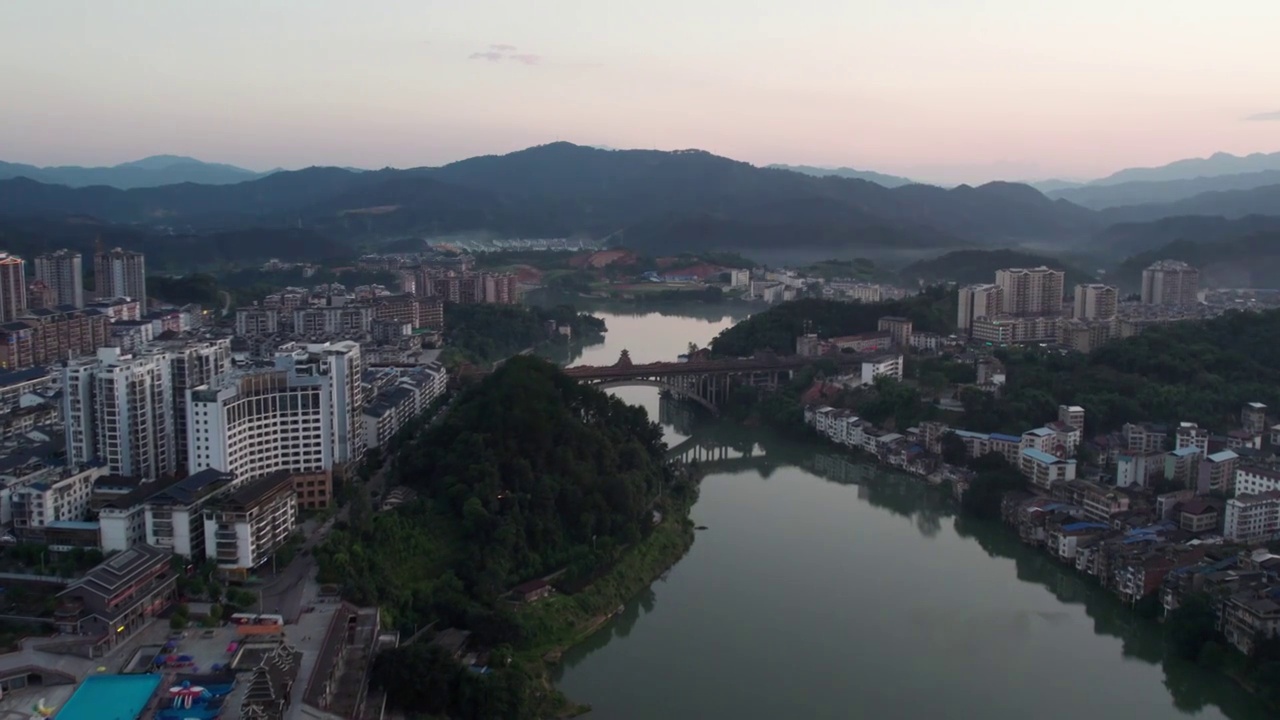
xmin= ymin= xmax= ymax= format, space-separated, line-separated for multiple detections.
xmin=542 ymin=303 xmax=1270 ymax=720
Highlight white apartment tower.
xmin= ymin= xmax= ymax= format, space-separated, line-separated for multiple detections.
xmin=1073 ymin=284 xmax=1118 ymax=321
xmin=0 ymin=252 xmax=27 ymax=323
xmin=61 ymin=347 xmax=176 ymax=480
xmin=34 ymin=249 xmax=84 ymax=308
xmin=995 ymin=267 xmax=1065 ymax=317
xmin=93 ymin=247 xmax=147 ymax=313
xmin=957 ymin=283 xmax=1002 ymax=335
xmin=1141 ymin=260 xmax=1199 ymax=307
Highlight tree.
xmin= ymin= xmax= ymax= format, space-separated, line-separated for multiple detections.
xmin=940 ymin=432 xmax=968 ymax=466
xmin=1165 ymin=594 xmax=1217 ymax=661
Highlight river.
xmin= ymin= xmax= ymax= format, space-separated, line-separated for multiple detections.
xmin=541 ymin=302 xmax=1271 ymax=720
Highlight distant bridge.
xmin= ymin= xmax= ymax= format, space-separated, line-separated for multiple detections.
xmin=560 ymin=350 xmax=864 ymax=413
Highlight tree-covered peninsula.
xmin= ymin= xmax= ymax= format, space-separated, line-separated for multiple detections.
xmin=316 ymin=355 xmax=698 ymax=718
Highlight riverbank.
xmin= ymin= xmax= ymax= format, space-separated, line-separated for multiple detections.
xmin=796 ymin=410 xmax=1279 ymax=712
xmin=524 ymin=473 xmax=701 ymax=715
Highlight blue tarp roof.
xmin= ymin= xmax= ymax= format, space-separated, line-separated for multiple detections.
xmin=990 ymin=433 xmax=1021 ymax=442
xmin=1062 ymin=522 xmax=1110 ymax=532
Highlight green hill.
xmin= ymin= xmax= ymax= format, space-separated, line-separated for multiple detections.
xmin=898 ymin=248 xmax=1097 ymax=288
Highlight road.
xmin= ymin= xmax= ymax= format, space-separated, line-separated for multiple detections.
xmin=258 ymin=395 xmax=455 ymax=623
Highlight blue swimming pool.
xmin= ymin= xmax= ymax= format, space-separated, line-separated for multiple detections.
xmin=56 ymin=674 xmax=162 ymax=720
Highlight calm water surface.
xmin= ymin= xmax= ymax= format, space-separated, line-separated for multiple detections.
xmin=543 ymin=304 xmax=1269 ymax=720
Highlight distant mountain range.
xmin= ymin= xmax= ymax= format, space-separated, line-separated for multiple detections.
xmin=3 ymin=143 xmax=1280 ymax=270
xmin=0 ymin=143 xmax=1101 ymax=260
xmin=765 ymin=164 xmax=916 ymax=188
xmin=0 ymin=155 xmax=271 ymax=189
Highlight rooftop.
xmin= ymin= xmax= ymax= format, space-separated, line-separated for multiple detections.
xmin=59 ymin=543 xmax=168 ymax=600
xmin=212 ymin=471 xmax=296 ymax=512
xmin=1022 ymin=448 xmax=1071 ymax=465
xmin=1207 ymin=450 xmax=1239 ymax=463
xmin=146 ymin=468 xmax=236 ymax=507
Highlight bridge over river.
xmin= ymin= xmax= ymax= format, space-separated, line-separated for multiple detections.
xmin=562 ymin=349 xmax=863 ymax=413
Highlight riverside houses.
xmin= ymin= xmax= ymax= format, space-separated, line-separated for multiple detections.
xmin=805 ymin=398 xmax=1280 ymax=656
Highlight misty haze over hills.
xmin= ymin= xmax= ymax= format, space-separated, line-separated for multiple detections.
xmin=0 ymin=155 xmax=273 ymax=189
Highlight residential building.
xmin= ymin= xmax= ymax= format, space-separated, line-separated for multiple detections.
xmin=150 ymin=338 xmax=232 ymax=472
xmin=859 ymin=354 xmax=903 ymax=387
xmin=373 ymin=294 xmax=444 ymax=330
xmin=1117 ymin=452 xmax=1164 ymax=489
xmin=0 ymin=252 xmax=26 ymax=324
xmin=957 ymin=283 xmax=1002 ymax=335
xmin=54 ymin=543 xmax=174 ymax=651
xmin=1223 ymin=489 xmax=1280 ymax=540
xmin=0 ymin=306 xmax=111 ymax=371
xmin=93 ymin=247 xmax=147 ymax=313
xmin=1221 ymin=588 xmax=1280 ymax=656
xmin=413 ymin=268 xmax=518 ymax=305
xmin=1177 ymin=498 xmax=1221 ymax=534
xmin=25 ymin=280 xmax=56 ymax=311
xmin=909 ymin=331 xmax=944 ymax=352
xmin=1234 ymin=465 xmax=1280 ymax=496
xmin=1243 ymin=402 xmax=1268 ymax=436
xmin=143 ymin=468 xmax=238 ymax=557
xmin=1058 ymin=405 xmax=1086 ymax=431
xmin=1141 ymin=260 xmax=1199 ymax=307
xmin=86 ymin=296 xmax=141 ymax=322
xmin=972 ymin=314 xmax=1059 ymax=344
xmin=9 ymin=465 xmax=106 ymax=531
xmin=1073 ymin=284 xmax=1118 ymax=320
xmin=1165 ymin=447 xmax=1201 ymax=487
xmin=1055 ymin=479 xmax=1130 ymax=522
xmin=62 ymin=347 xmax=177 ymax=480
xmin=204 ymin=472 xmax=299 ymax=580
xmin=1123 ymin=422 xmax=1168 ymax=454
xmin=290 ymin=470 xmax=333 ymax=510
xmin=33 ymin=249 xmax=84 ymax=308
xmin=995 ymin=267 xmax=1065 ymax=317
xmin=236 ymin=306 xmax=281 ymax=336
xmin=876 ymin=316 xmax=913 ymax=349
xmin=829 ymin=332 xmax=892 ymax=353
xmin=292 ymin=304 xmax=373 ymax=336
xmin=1020 ymin=448 xmax=1077 ymax=489
xmin=1198 ymin=450 xmax=1239 ymax=495
xmin=1058 ymin=318 xmax=1114 ymax=353
xmin=1175 ymin=423 xmax=1209 ymax=455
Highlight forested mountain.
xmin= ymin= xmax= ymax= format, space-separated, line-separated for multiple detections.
xmin=898 ymin=249 xmax=1096 ymax=288
xmin=0 ymin=143 xmax=1101 ymax=257
xmin=1099 ymin=183 xmax=1280 ymax=224
xmin=1091 ymin=151 xmax=1280 ymax=185
xmin=1049 ymin=170 xmax=1280 ymax=209
xmin=1092 ymin=215 xmax=1280 ymax=258
xmin=9 ymin=143 xmax=1280 ymax=265
xmin=0 ymin=216 xmax=349 ymax=271
xmin=0 ymin=155 xmax=267 ymax=188
xmin=766 ymin=164 xmax=916 ymax=187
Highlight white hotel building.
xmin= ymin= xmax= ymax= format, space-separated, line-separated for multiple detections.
xmin=187 ymin=341 xmax=364 ymax=480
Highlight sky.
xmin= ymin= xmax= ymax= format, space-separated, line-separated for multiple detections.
xmin=1 ymin=0 xmax=1278 ymax=185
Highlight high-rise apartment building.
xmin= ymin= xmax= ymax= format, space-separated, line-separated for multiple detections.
xmin=0 ymin=306 xmax=110 ymax=371
xmin=957 ymin=283 xmax=1002 ymax=335
xmin=1073 ymin=284 xmax=1118 ymax=320
xmin=413 ymin=268 xmax=519 ymax=305
xmin=1140 ymin=260 xmax=1199 ymax=306
xmin=0 ymin=252 xmax=28 ymax=323
xmin=62 ymin=347 xmax=176 ymax=480
xmin=93 ymin=248 xmax=147 ymax=313
xmin=34 ymin=249 xmax=84 ymax=308
xmin=142 ymin=338 xmax=232 ymax=472
xmin=995 ymin=267 xmax=1065 ymax=317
